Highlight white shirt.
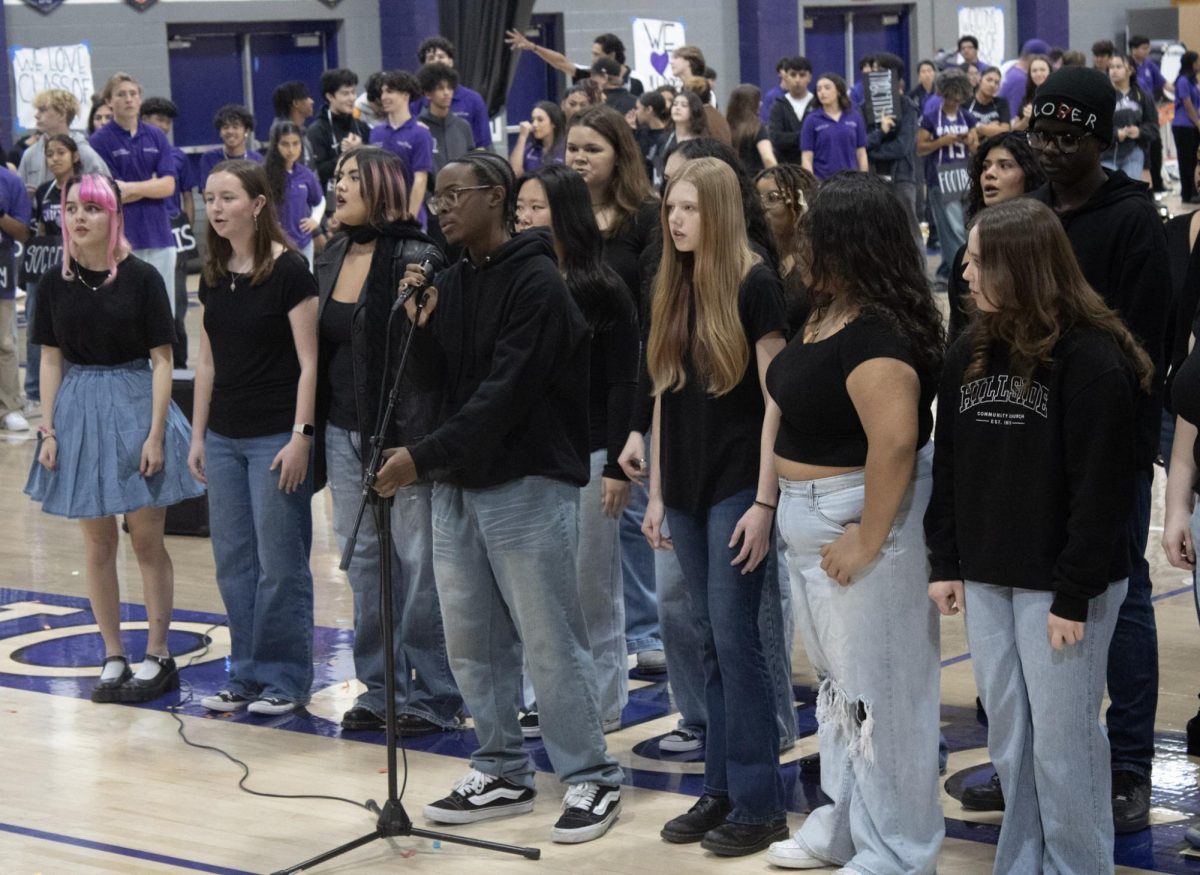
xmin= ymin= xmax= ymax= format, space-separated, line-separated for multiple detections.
xmin=786 ymin=92 xmax=813 ymax=120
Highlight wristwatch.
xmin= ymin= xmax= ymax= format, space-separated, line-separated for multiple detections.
xmin=293 ymin=423 xmax=314 ymax=437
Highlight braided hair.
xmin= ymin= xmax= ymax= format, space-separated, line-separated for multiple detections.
xmin=447 ymin=151 xmax=517 ymax=233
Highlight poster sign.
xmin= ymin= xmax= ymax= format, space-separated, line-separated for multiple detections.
xmin=9 ymin=42 xmax=94 ymax=132
xmin=631 ymin=17 xmax=686 ymax=90
xmin=862 ymin=69 xmax=898 ymax=128
xmin=958 ymin=6 xmax=1004 ymax=66
xmin=21 ymin=236 xmax=62 ymax=287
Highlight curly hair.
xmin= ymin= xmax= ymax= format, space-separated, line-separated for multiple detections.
xmin=965 ymin=132 xmax=1046 ymax=220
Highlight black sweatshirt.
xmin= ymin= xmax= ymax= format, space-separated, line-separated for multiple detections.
xmin=407 ymin=229 xmax=592 ymax=489
xmin=924 ymin=330 xmax=1137 ymax=621
xmin=306 ymin=105 xmax=373 ymax=189
xmin=1029 ymin=171 xmax=1169 ymax=469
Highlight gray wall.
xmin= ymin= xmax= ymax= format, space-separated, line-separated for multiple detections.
xmin=4 ymin=0 xmax=380 ymax=112
xmin=1070 ymin=0 xmax=1173 ymax=56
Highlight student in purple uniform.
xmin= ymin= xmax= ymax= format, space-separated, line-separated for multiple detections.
xmin=265 ymin=122 xmax=324 ymax=265
xmin=199 ymin=105 xmax=263 ymax=183
xmin=0 ymin=165 xmax=31 ymax=432
xmin=1175 ymin=52 xmax=1200 ymax=203
xmin=411 ymin=37 xmax=492 ymax=149
xmin=800 ymin=74 xmax=868 ymax=180
xmin=1131 ymin=36 xmax=1168 ymax=194
xmin=759 ymin=59 xmax=789 ymax=125
xmin=369 ymin=71 xmax=434 ymax=221
xmin=89 ymin=72 xmax=178 ymax=313
xmin=917 ymin=68 xmax=978 ymax=283
xmin=510 ymin=101 xmax=566 ymax=175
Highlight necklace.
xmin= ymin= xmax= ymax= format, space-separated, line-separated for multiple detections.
xmin=74 ymin=263 xmax=110 ymax=292
xmin=803 ymin=305 xmax=854 ymax=344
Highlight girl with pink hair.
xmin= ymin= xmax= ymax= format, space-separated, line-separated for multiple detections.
xmin=25 ymin=173 xmax=202 ymax=704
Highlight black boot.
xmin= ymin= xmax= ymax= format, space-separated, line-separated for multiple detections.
xmin=961 ymin=771 xmax=1005 ymax=811
xmin=1111 ymin=770 xmax=1151 ymax=834
xmin=700 ymin=818 xmax=790 ymax=856
xmin=660 ymin=794 xmax=731 ymax=843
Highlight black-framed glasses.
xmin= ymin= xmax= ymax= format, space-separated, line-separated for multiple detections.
xmin=426 ymin=185 xmax=493 ymax=216
xmin=1025 ymin=129 xmax=1092 ymax=154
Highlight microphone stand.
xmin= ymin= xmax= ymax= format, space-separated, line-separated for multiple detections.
xmin=273 ymin=289 xmax=540 ymax=872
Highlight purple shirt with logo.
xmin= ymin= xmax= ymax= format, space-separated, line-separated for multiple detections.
xmin=199 ymin=147 xmax=264 ymax=187
xmin=369 ymin=116 xmax=434 ymax=193
xmin=278 ymin=163 xmax=323 ymax=249
xmin=799 ymin=108 xmax=867 ymax=180
xmin=920 ymin=107 xmax=977 ymax=188
xmin=0 ymin=167 xmax=31 ymax=298
xmin=89 ymin=120 xmax=175 ymax=249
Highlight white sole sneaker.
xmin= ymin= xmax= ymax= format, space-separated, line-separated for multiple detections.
xmin=247 ymin=698 xmax=297 ymax=716
xmin=659 ymin=729 xmax=703 ymax=752
xmin=200 ymin=691 xmax=250 ymax=712
xmin=424 ymin=797 xmax=535 ymax=824
xmin=424 ymin=771 xmax=537 ymax=824
xmin=765 ymin=838 xmax=830 ymax=868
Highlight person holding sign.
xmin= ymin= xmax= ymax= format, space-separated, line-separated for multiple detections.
xmin=917 ymin=68 xmax=978 ymax=285
xmin=799 ymin=74 xmax=868 ymax=180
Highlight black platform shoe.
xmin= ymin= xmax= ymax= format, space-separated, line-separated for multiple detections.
xmin=119 ymin=655 xmax=179 ymax=703
xmin=91 ymin=655 xmax=132 ymax=703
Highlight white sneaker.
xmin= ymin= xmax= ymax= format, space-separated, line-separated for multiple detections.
xmin=246 ymin=697 xmax=297 ymax=715
xmin=636 ymin=649 xmax=667 ymax=672
xmin=602 ymin=716 xmax=621 ymax=733
xmin=3 ymin=411 xmax=29 ymax=431
xmin=765 ymin=837 xmax=832 ymax=868
xmin=200 ymin=690 xmax=251 ymax=712
xmin=659 ymin=728 xmax=704 ymax=752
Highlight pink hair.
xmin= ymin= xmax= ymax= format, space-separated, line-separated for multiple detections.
xmin=60 ymin=174 xmax=131 ymax=285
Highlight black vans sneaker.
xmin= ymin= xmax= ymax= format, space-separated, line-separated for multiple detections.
xmin=552 ymin=782 xmax=621 ymax=843
xmin=423 ymin=770 xmax=536 ymax=824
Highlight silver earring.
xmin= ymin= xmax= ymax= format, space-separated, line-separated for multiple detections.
xmin=253 ymin=212 xmax=259 ymax=231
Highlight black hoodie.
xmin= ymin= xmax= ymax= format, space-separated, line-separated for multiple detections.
xmin=306 ymin=104 xmax=372 ymax=189
xmin=1029 ymin=170 xmax=1169 ymax=467
xmin=407 ymin=228 xmax=592 ymax=489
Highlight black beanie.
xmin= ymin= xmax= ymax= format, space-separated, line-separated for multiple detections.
xmin=1031 ymin=66 xmax=1115 ymax=146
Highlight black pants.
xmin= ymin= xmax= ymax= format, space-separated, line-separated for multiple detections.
xmin=1149 ymin=134 xmax=1165 ymax=191
xmin=1174 ymin=126 xmax=1199 ymax=201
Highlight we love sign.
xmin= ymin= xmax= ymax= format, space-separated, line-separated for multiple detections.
xmin=632 ymin=17 xmax=686 ymax=89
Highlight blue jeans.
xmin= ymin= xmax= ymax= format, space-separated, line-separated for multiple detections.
xmin=1103 ymin=148 xmax=1146 ymax=181
xmin=667 ymin=488 xmax=785 ymax=825
xmin=929 ymin=194 xmax=965 ymax=282
xmin=1106 ymin=468 xmax=1157 ymax=777
xmin=431 ymin=477 xmax=623 ymax=789
xmin=24 ymin=278 xmax=39 ymax=401
xmin=325 ymin=425 xmax=461 ymax=726
xmin=967 ymin=579 xmax=1126 ymax=875
xmin=620 ymin=481 xmax=663 ymax=653
xmin=779 ymin=445 xmax=942 ymax=873
xmin=205 ymin=430 xmax=314 ymax=704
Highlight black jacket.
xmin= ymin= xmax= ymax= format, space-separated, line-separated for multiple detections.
xmin=1100 ymin=86 xmax=1160 ymax=166
xmin=306 ymin=105 xmax=372 ymax=189
xmin=312 ymin=225 xmax=444 ymax=489
xmin=407 ymin=228 xmax=592 ymax=489
xmin=1029 ymin=171 xmax=1169 ymax=467
xmin=767 ymin=92 xmax=814 ymax=164
xmin=866 ymin=94 xmax=918 ymax=183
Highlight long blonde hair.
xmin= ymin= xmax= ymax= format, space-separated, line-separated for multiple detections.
xmin=647 ymin=157 xmax=757 ymax=396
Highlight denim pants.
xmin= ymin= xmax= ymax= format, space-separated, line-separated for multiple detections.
xmin=620 ymin=480 xmax=663 ymax=653
xmin=929 ymin=194 xmax=966 ymax=282
xmin=132 ymin=246 xmax=177 ymax=316
xmin=1106 ymin=468 xmax=1157 ymax=777
xmin=205 ymin=430 xmax=314 ymax=704
xmin=666 ymin=488 xmax=785 ymax=825
xmin=1102 ymin=148 xmax=1146 ymax=181
xmin=431 ymin=476 xmax=623 ymax=789
xmin=24 ymin=279 xmax=39 ymax=401
xmin=325 ymin=425 xmax=461 ymax=726
xmin=967 ymin=579 xmax=1127 ymax=875
xmin=779 ymin=444 xmax=942 ymax=874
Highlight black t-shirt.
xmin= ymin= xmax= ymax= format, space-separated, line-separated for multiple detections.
xmin=766 ymin=315 xmax=936 ymax=466
xmin=737 ymin=127 xmax=771 ymax=175
xmin=320 ymin=297 xmax=357 ymax=431
xmin=967 ymin=96 xmax=1010 ymax=126
xmin=659 ymin=263 xmax=786 ymax=516
xmin=33 ymin=255 xmax=175 ymax=364
xmin=1170 ymin=304 xmax=1200 ymax=476
xmin=198 ymin=250 xmax=317 ymax=438
xmin=35 ymin=179 xmax=62 ymax=237
xmin=602 ymin=199 xmax=659 ymax=324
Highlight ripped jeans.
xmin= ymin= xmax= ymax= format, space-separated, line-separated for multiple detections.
xmin=778 ymin=444 xmax=942 ymax=875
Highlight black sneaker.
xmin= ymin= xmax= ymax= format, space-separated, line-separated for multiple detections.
xmin=1112 ymin=770 xmax=1151 ymax=834
xmin=700 ymin=818 xmax=789 ymax=856
xmin=424 ymin=770 xmax=536 ymax=824
xmin=519 ymin=709 xmax=541 ymax=739
xmin=660 ymin=793 xmax=731 ymax=843
xmin=961 ymin=771 xmax=1005 ymax=811
xmin=552 ymin=782 xmax=621 ymax=843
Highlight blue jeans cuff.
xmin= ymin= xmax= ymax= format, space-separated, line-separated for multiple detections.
xmin=626 ymin=637 xmax=664 ymax=654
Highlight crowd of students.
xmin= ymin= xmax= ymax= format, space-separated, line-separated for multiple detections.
xmin=14 ymin=25 xmax=1200 ymax=873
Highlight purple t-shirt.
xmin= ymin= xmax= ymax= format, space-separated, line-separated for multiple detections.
xmin=1176 ymin=75 xmax=1200 ymax=129
xmin=369 ymin=116 xmax=434 ymax=193
xmin=412 ymin=85 xmax=491 ymax=149
xmin=278 ymin=163 xmax=323 ymax=249
xmin=998 ymin=65 xmax=1028 ymax=116
xmin=920 ymin=107 xmax=977 ymax=189
xmin=799 ymin=108 xmax=867 ymax=180
xmin=1138 ymin=60 xmax=1166 ymax=100
xmin=199 ymin=148 xmax=264 ymax=186
xmin=760 ymin=84 xmax=784 ymax=123
xmin=0 ymin=167 xmax=31 ymax=298
xmin=167 ymin=145 xmax=195 ymax=219
xmin=89 ymin=120 xmax=175 ymax=249
xmin=522 ymin=141 xmax=563 ymax=173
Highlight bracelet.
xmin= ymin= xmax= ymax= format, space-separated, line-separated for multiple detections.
xmin=754 ymin=499 xmax=777 ymax=512
xmin=37 ymin=425 xmax=55 ymax=437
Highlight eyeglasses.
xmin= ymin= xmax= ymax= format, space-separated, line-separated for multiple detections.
xmin=759 ymin=190 xmax=792 ymax=210
xmin=426 ymin=185 xmax=493 ymax=216
xmin=1025 ymin=130 xmax=1091 ymax=154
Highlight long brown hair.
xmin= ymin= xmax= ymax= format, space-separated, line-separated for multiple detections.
xmin=647 ymin=158 xmax=758 ymax=397
xmin=568 ymin=105 xmax=654 ymax=234
xmin=965 ymin=199 xmax=1153 ymax=391
xmin=726 ymin=84 xmax=764 ymax=153
xmin=202 ymin=160 xmax=294 ymax=287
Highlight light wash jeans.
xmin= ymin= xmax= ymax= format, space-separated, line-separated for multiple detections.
xmin=325 ymin=425 xmax=461 ymax=726
xmin=966 ymin=579 xmax=1127 ymax=875
xmin=929 ymin=194 xmax=965 ymax=283
xmin=431 ymin=476 xmax=623 ymax=789
xmin=779 ymin=444 xmax=942 ymax=874
xmin=620 ymin=481 xmax=664 ymax=653
xmin=667 ymin=488 xmax=786 ymax=825
xmin=1103 ymin=148 xmax=1146 ymax=181
xmin=133 ymin=246 xmax=177 ymax=316
xmin=205 ymin=430 xmax=314 ymax=704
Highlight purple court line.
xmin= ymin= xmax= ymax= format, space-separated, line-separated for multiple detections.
xmin=0 ymin=822 xmax=256 ymax=875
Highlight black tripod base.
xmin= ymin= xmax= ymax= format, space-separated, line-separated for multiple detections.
xmin=271 ymin=799 xmax=541 ymax=872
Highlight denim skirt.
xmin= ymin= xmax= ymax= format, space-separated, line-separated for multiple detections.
xmin=25 ymin=360 xmax=204 ymax=519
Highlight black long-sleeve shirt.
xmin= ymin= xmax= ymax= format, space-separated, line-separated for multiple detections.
xmin=924 ymin=331 xmax=1137 ymax=621
xmin=407 ymin=229 xmax=591 ymax=489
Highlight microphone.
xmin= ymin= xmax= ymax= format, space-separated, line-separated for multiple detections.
xmin=393 ymin=259 xmax=435 ymax=313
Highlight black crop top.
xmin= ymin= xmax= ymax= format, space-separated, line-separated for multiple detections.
xmin=766 ymin=315 xmax=936 ymax=466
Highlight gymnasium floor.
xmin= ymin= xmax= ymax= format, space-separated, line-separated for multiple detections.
xmin=3 ymin=281 xmax=1199 ymax=875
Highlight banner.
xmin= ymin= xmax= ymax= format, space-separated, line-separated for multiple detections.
xmin=958 ymin=6 xmax=1004 ymax=66
xmin=9 ymin=42 xmax=94 ymax=132
xmin=631 ymin=17 xmax=686 ymax=91
xmin=21 ymin=236 xmax=62 ymax=287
